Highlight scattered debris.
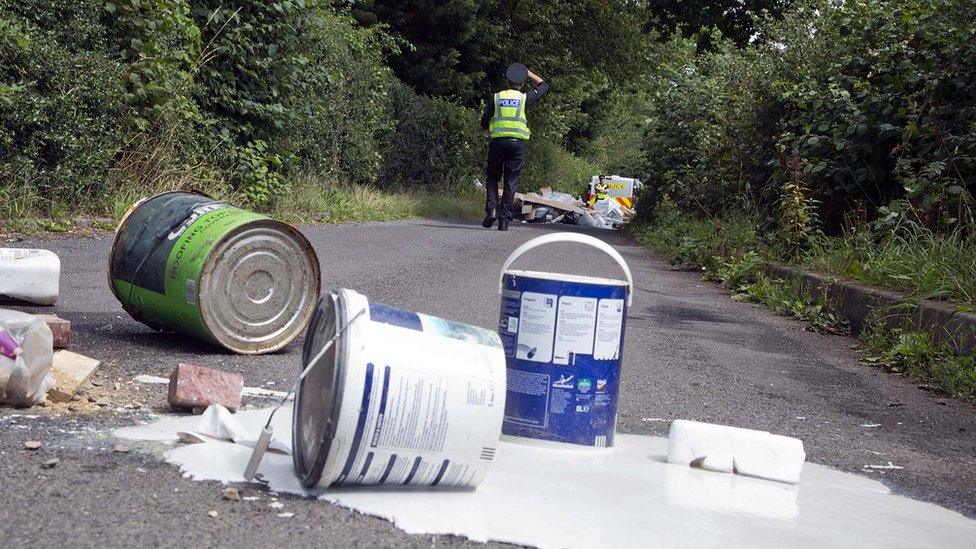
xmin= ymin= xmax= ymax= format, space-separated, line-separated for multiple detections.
xmin=37 ymin=314 xmax=70 ymax=349
xmin=242 ymin=386 xmax=290 ymax=400
xmin=860 ymin=423 xmax=881 ymax=428
xmin=667 ymin=419 xmax=806 ymax=484
xmin=0 ymin=309 xmax=56 ymax=406
xmin=277 ymin=512 xmax=294 ymax=518
xmin=222 ymin=487 xmax=241 ymax=502
xmin=269 ymin=501 xmax=284 ymax=510
xmin=41 ymin=457 xmax=59 ymax=469
xmin=243 ymin=496 xmax=260 ymax=502
xmin=113 ymin=444 xmax=131 ymax=453
xmin=168 ymin=364 xmax=243 ymax=411
xmin=136 ymin=372 xmax=291 ymax=400
xmin=133 ymin=374 xmax=168 ymax=385
xmin=47 ymin=350 xmax=100 ymax=403
xmin=24 ymin=440 xmax=42 ymax=450
xmin=0 ymin=248 xmax=61 ymax=305
xmin=640 ymin=417 xmax=668 ymax=422
xmin=207 ymin=510 xmax=219 ymax=518
xmin=863 ymin=462 xmax=904 ymax=471
xmin=190 ymin=404 xmax=291 ymax=455
xmin=512 ymin=189 xmax=634 ymax=230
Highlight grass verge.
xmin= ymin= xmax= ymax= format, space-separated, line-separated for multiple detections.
xmin=0 ymin=177 xmax=481 ymax=236
xmin=857 ymin=318 xmax=976 ymax=403
xmin=270 ymin=177 xmax=482 ymax=224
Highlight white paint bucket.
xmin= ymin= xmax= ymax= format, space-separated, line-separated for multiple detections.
xmin=497 ymin=232 xmax=633 ymax=448
xmin=293 ymin=289 xmax=506 ymax=489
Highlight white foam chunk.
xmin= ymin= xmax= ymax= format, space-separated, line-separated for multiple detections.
xmin=667 ymin=419 xmax=805 ymax=484
xmin=0 ymin=249 xmax=60 ymax=305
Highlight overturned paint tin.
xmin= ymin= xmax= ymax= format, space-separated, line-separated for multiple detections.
xmin=498 ymin=233 xmax=633 ymax=448
xmin=109 ymin=191 xmax=320 ymax=354
xmin=293 ymin=289 xmax=505 ymax=489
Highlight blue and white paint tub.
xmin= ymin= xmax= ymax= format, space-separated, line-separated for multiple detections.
xmin=293 ymin=289 xmax=506 ymax=489
xmin=498 ymin=233 xmax=633 ymax=448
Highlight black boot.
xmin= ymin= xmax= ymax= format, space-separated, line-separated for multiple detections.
xmin=482 ymin=209 xmax=496 ymax=228
xmin=497 ymin=219 xmax=509 ymax=231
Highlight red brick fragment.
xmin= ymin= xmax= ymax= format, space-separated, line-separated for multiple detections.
xmin=168 ymin=363 xmax=243 ymax=411
xmin=37 ymin=314 xmax=70 ymax=349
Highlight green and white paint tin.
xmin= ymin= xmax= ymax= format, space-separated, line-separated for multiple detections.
xmin=109 ymin=191 xmax=321 ymax=354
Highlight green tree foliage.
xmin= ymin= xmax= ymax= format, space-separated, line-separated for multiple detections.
xmin=379 ymin=81 xmax=484 ymax=189
xmin=0 ymin=0 xmax=127 ymax=209
xmin=344 ymin=0 xmax=484 ymax=103
xmin=1 ymin=0 xmax=400 ymax=211
xmin=645 ymin=0 xmax=792 ymax=49
xmin=350 ymin=0 xmax=650 ymax=153
xmin=636 ymin=0 xmax=976 ymax=238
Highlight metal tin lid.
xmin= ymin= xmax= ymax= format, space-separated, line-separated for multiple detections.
xmin=292 ymin=292 xmax=348 ymax=488
xmin=198 ymin=220 xmax=320 ymax=354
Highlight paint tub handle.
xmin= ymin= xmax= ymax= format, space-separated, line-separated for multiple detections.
xmin=498 ymin=232 xmax=634 ymax=306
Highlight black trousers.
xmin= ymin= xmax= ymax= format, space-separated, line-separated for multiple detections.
xmin=485 ymin=137 xmax=525 ymax=221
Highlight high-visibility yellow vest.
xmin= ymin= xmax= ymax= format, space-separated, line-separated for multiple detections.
xmin=489 ymin=89 xmax=531 ymax=140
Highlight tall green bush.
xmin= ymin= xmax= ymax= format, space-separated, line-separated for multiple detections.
xmin=0 ymin=0 xmax=127 ymax=210
xmin=635 ymin=0 xmax=976 ymax=237
xmin=287 ymin=5 xmax=394 ymax=186
xmin=378 ymin=81 xmax=484 ymax=189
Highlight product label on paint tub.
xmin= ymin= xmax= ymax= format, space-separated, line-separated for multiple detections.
xmin=325 ymin=302 xmax=505 ymax=488
xmin=500 ymin=273 xmax=628 ymax=447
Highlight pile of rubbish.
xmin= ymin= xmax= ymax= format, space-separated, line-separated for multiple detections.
xmin=0 ymin=249 xmax=101 ymax=409
xmin=513 ymin=182 xmax=636 ymax=230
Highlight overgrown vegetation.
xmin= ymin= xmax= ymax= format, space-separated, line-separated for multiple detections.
xmin=631 ymin=215 xmax=849 ymax=335
xmin=858 ymin=317 xmax=976 ymax=403
xmin=632 ymin=214 xmax=976 ymax=400
xmin=628 ymin=0 xmax=976 ymax=340
xmin=634 ymin=0 xmax=975 ymax=235
xmin=803 ymin=219 xmax=976 ymax=306
xmin=1 ymin=0 xmax=665 ymax=223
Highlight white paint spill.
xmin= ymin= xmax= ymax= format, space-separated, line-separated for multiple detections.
xmin=640 ymin=417 xmax=668 ymax=422
xmin=864 ymin=462 xmax=904 ymax=471
xmin=133 ymin=374 xmax=291 ymax=400
xmin=241 ymin=386 xmax=290 ymax=399
xmin=114 ymin=408 xmax=976 ymax=549
xmin=133 ymin=375 xmax=168 ymax=384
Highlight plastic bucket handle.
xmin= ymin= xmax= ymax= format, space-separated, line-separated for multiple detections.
xmin=498 ymin=232 xmax=634 ymax=306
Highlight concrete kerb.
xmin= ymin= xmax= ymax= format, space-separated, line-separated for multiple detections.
xmin=762 ymin=262 xmax=976 ymax=356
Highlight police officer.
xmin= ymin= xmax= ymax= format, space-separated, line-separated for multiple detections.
xmin=481 ymin=66 xmax=549 ymax=231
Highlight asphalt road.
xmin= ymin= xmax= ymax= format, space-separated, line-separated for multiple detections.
xmin=2 ymin=219 xmax=974 ymax=547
